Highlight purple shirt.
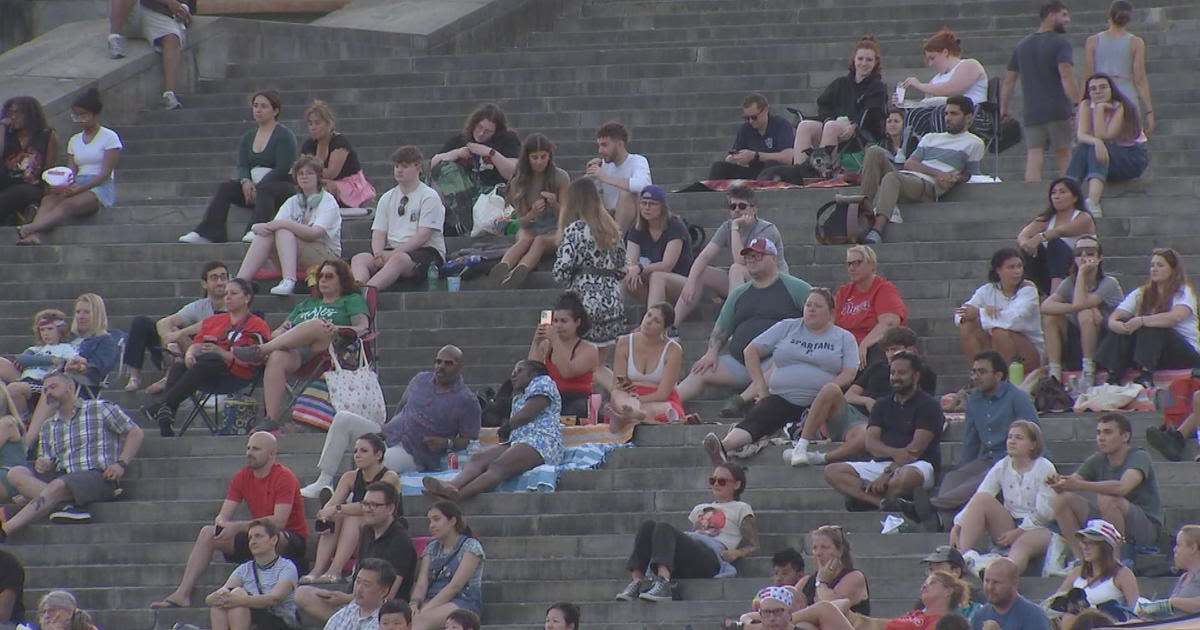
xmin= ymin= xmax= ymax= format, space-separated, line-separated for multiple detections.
xmin=382 ymin=372 xmax=481 ymax=471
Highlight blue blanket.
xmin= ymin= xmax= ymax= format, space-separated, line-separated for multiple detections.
xmin=400 ymin=440 xmax=630 ymax=495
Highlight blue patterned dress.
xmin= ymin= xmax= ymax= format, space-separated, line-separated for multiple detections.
xmin=509 ymin=374 xmax=564 ymax=465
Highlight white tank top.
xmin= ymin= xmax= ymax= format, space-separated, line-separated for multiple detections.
xmin=1072 ymin=574 xmax=1124 ymax=607
xmin=931 ymin=59 xmax=988 ymax=106
xmin=626 ymin=335 xmax=679 ymax=383
xmin=1047 ymin=210 xmax=1084 ymax=249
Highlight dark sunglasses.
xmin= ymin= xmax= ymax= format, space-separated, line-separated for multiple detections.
xmin=743 ymin=113 xmax=759 ymax=122
xmin=708 ymin=476 xmax=734 ymax=487
xmin=729 ymin=202 xmax=752 ymax=210
xmin=1073 ymin=247 xmax=1098 ymax=256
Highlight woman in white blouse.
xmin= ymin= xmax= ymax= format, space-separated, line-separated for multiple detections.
xmin=951 ymin=420 xmax=1056 ymax=572
xmin=956 ymin=248 xmax=1045 ymax=371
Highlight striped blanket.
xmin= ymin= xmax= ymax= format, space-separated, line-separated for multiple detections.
xmin=399 ymin=423 xmax=635 ymax=495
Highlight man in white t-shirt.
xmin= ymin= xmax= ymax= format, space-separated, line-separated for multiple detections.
xmin=585 ymin=121 xmax=652 ymax=232
xmin=351 ymin=146 xmax=446 ymax=290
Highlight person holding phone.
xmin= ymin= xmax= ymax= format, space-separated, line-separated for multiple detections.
xmin=528 ymin=292 xmax=599 ymax=418
xmin=141 ymin=277 xmax=270 ymax=436
xmin=608 ymin=302 xmax=685 ymax=429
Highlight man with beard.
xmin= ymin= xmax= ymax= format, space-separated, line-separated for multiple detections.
xmin=300 ymin=345 xmax=479 ymax=498
xmin=824 ymin=352 xmax=944 ymax=511
xmin=151 ymin=431 xmax=308 ymax=610
xmin=585 ymin=121 xmax=652 ymax=231
xmin=0 ymin=371 xmax=143 ymax=540
xmin=1001 ymin=2 xmax=1080 ymax=183
xmin=854 ymin=96 xmax=984 ymax=244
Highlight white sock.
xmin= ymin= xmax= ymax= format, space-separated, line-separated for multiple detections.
xmin=1048 ymin=362 xmax=1063 ymax=380
xmin=794 ymin=438 xmax=809 ymax=453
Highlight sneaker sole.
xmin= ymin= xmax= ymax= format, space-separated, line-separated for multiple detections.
xmin=638 ymin=593 xmax=671 ymax=603
xmin=50 ymin=514 xmax=92 ymax=522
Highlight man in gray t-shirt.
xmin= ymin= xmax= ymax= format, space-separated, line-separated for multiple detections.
xmin=1001 ymin=4 xmax=1080 ymax=181
xmin=674 ymin=186 xmax=787 ymax=325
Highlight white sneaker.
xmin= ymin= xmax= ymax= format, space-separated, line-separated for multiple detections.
xmin=962 ymin=549 xmax=982 ymax=573
xmin=1086 ymin=198 xmax=1103 ymax=218
xmin=178 ymin=231 xmax=211 ymax=244
xmin=242 ymin=231 xmax=256 ymax=243
xmin=107 ymin=34 xmax=126 ymax=59
xmin=782 ymin=447 xmax=795 ymax=463
xmin=270 ymin=279 xmax=296 ymax=296
xmin=162 ymin=90 xmax=183 ymax=110
xmin=300 ymin=477 xmax=333 ymax=499
xmin=974 ymin=552 xmax=1002 ymax=578
xmin=806 ymin=451 xmax=827 ymax=466
xmin=789 ymin=442 xmax=810 ymax=467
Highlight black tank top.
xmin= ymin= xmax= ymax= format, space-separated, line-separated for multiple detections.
xmin=351 ymin=467 xmax=389 ymax=502
xmin=801 ymin=569 xmax=871 ymax=615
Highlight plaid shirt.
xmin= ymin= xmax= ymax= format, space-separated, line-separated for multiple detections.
xmin=322 ymin=602 xmax=379 ymax=630
xmin=39 ymin=399 xmax=137 ymax=473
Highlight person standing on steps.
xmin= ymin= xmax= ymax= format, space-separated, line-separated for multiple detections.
xmin=1085 ymin=1 xmax=1154 ymax=134
xmin=676 ymin=236 xmax=809 ymax=419
xmin=1001 ymin=1 xmax=1079 ymax=182
xmin=106 ymin=0 xmax=193 ymax=109
xmin=854 ymin=96 xmax=982 ymax=244
xmin=673 ymin=185 xmax=790 ymax=326
xmin=585 ymin=121 xmax=651 ymax=232
xmin=0 ymin=371 xmax=143 ymax=541
xmin=151 ymin=431 xmax=309 ymax=610
xmin=350 ymin=146 xmax=446 ymax=291
xmin=708 ymin=92 xmax=795 ymax=181
xmin=178 ymin=89 xmax=298 ymax=245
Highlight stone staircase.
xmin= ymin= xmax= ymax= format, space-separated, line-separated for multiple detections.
xmin=5 ymin=0 xmax=1200 ymax=628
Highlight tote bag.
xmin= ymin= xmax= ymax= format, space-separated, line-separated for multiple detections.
xmin=324 ymin=342 xmax=386 ymax=424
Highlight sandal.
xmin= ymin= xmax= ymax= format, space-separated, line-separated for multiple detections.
xmin=145 ymin=377 xmax=167 ymax=395
xmin=124 ymin=375 xmax=142 ymax=392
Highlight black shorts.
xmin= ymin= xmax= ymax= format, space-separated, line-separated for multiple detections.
xmin=224 ymin=529 xmax=308 ymax=575
xmin=250 ymin=608 xmax=295 ymax=630
xmin=735 ymin=394 xmax=806 ymax=441
xmin=407 ymin=247 xmax=443 ymax=275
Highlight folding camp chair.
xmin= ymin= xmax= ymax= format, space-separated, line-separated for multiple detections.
xmin=177 ymin=372 xmax=262 ymax=436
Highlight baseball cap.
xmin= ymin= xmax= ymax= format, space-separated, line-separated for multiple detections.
xmin=1076 ymin=518 xmax=1123 ymax=553
xmin=639 ymin=184 xmax=667 ymax=204
xmin=740 ymin=237 xmax=778 ymax=257
xmin=921 ymin=545 xmax=967 ymax=571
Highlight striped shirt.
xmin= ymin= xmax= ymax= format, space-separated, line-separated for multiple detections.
xmin=39 ymin=399 xmax=137 ymax=473
xmin=902 ymin=130 xmax=985 ymax=193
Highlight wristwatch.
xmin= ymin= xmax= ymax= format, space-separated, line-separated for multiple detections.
xmin=488 ymin=148 xmax=497 ymax=158
xmin=115 ymin=460 xmax=128 ymax=469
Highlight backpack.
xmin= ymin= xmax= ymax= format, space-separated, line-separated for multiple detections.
xmin=815 ymin=194 xmax=875 ymax=245
xmin=1032 ymin=375 xmax=1073 ymax=413
xmin=678 ymin=215 xmax=707 ymax=252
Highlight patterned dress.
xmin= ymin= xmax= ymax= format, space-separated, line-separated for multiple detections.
xmin=509 ymin=374 xmax=564 ymax=465
xmin=553 ymin=220 xmax=627 ymax=345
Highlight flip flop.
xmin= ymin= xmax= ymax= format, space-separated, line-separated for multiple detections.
xmin=149 ymin=598 xmax=187 ymax=609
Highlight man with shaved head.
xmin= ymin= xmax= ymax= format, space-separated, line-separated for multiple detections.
xmin=301 ymin=345 xmax=480 ymax=497
xmin=151 ymin=431 xmax=308 ymax=609
xmin=970 ymin=557 xmax=1050 ymax=630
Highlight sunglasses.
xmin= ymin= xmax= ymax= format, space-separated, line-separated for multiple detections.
xmin=318 ymin=272 xmax=338 ymax=280
xmin=396 ymin=195 xmax=409 ymax=217
xmin=846 ymin=259 xmax=865 ymax=267
xmin=1073 ymin=247 xmax=1098 ymax=256
xmin=729 ymin=202 xmax=752 ymax=210
xmin=708 ymin=476 xmax=735 ymax=487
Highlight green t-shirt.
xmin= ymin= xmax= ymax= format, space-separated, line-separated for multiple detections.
xmin=286 ymin=293 xmax=368 ymax=327
xmin=1075 ymin=447 xmax=1163 ymax=523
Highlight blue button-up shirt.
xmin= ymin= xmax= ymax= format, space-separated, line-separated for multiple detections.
xmin=962 ymin=380 xmax=1039 ymax=465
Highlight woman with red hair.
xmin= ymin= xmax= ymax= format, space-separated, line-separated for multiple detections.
xmin=898 ymin=28 xmax=990 ymax=152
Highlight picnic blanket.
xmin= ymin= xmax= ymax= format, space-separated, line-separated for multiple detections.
xmin=399 ymin=422 xmax=635 ymax=495
xmin=1105 ymin=613 xmax=1200 ymax=628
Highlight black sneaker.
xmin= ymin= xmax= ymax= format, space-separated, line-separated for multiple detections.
xmin=702 ymin=432 xmax=728 ymax=466
xmin=880 ymin=497 xmax=921 ymax=521
xmin=844 ymin=497 xmax=878 ymax=512
xmin=614 ymin=578 xmax=645 ymax=601
xmin=144 ymin=403 xmax=176 ymax=437
xmin=639 ymin=578 xmax=673 ymax=602
xmin=1146 ymin=426 xmax=1185 ymax=462
xmin=50 ymin=505 xmax=92 ymax=523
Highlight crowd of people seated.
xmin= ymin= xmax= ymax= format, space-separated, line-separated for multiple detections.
xmin=4 ymin=1 xmax=1198 ymax=629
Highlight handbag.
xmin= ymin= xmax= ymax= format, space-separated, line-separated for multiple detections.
xmin=470 ymin=188 xmax=513 ymax=237
xmin=292 ymin=375 xmax=334 ymax=430
xmin=324 ymin=342 xmax=386 ymax=424
xmin=815 ymin=194 xmax=876 ymax=245
xmin=219 ymin=395 xmax=259 ymax=435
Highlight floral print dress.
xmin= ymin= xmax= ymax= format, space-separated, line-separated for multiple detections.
xmin=509 ymin=374 xmax=564 ymax=465
xmin=553 ymin=220 xmax=628 ymax=345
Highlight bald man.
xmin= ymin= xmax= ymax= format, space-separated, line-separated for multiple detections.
xmin=971 ymin=558 xmax=1050 ymax=630
xmin=151 ymin=432 xmax=309 ymax=609
xmin=300 ymin=345 xmax=480 ymax=497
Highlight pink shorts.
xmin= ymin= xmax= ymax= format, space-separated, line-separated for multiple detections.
xmin=328 ymin=170 xmax=377 ymax=208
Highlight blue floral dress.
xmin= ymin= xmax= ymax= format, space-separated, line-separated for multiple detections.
xmin=509 ymin=374 xmax=564 ymax=465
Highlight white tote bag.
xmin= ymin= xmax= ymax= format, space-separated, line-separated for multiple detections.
xmin=323 ymin=342 xmax=386 ymax=425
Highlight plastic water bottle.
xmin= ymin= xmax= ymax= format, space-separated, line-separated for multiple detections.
xmin=1008 ymin=358 xmax=1025 ymax=385
xmin=426 ymin=263 xmax=439 ymax=291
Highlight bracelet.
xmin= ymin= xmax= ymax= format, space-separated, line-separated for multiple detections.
xmin=115 ymin=460 xmax=128 ymax=468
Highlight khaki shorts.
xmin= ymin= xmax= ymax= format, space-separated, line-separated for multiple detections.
xmin=122 ymin=3 xmax=187 ymax=50
xmin=1025 ymin=119 xmax=1074 ymax=151
xmin=269 ymin=240 xmax=337 ymax=274
xmin=848 ymin=459 xmax=936 ymax=489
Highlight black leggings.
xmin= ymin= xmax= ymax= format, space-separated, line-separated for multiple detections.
xmin=162 ymin=354 xmax=250 ymax=411
xmin=625 ymin=520 xmax=720 ymax=578
xmin=193 ymin=179 xmax=295 ymax=242
xmin=736 ymin=394 xmax=806 ymax=441
xmin=123 ymin=315 xmax=163 ymax=371
xmin=0 ymin=181 xmax=42 ymax=224
xmin=1023 ymin=238 xmax=1073 ymax=297
xmin=1095 ymin=327 xmax=1200 ymax=376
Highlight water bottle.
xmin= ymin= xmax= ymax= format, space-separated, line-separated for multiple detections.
xmin=1008 ymin=358 xmax=1025 ymax=385
xmin=426 ymin=262 xmax=439 ymax=291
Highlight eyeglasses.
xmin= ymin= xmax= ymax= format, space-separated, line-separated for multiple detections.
xmin=846 ymin=259 xmax=865 ymax=267
xmin=396 ymin=195 xmax=409 ymax=217
xmin=729 ymin=202 xmax=752 ymax=210
xmin=743 ymin=252 xmax=764 ymax=262
xmin=318 ymin=272 xmax=337 ymax=280
xmin=1073 ymin=247 xmax=1098 ymax=256
xmin=361 ymin=501 xmax=389 ymax=510
xmin=708 ymin=476 xmax=734 ymax=487
xmin=743 ymin=111 xmax=760 ymax=122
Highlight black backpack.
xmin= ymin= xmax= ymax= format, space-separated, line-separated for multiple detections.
xmin=677 ymin=215 xmax=707 ymax=252
xmin=815 ymin=195 xmax=875 ymax=245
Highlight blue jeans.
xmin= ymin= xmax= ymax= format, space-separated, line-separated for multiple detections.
xmin=1067 ymin=141 xmax=1148 ymax=183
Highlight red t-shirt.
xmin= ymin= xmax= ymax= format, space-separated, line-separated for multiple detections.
xmin=225 ymin=462 xmax=309 ymax=538
xmin=193 ymin=313 xmax=272 ymax=380
xmin=885 ymin=610 xmax=942 ymax=630
xmin=835 ymin=275 xmax=908 ymax=344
